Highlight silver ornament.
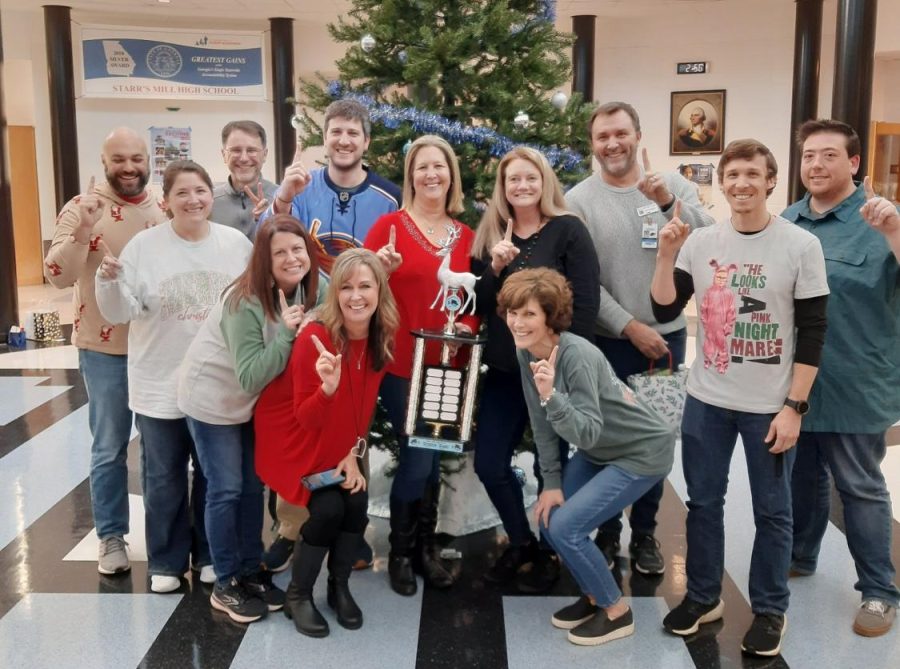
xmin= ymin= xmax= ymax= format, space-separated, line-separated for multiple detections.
xmin=402 ymin=139 xmax=412 ymax=155
xmin=397 ymin=49 xmax=408 ymax=64
xmin=360 ymin=34 xmax=376 ymax=53
xmin=551 ymin=91 xmax=568 ymax=110
xmin=290 ymin=114 xmax=303 ymax=130
xmin=513 ymin=110 xmax=530 ymax=130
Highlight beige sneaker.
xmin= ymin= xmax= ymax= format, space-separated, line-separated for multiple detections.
xmin=98 ymin=536 xmax=130 ymax=575
xmin=853 ymin=599 xmax=896 ymax=637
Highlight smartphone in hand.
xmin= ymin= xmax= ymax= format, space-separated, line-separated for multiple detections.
xmin=301 ymin=468 xmax=346 ymax=491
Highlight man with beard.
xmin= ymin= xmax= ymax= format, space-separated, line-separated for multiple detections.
xmin=267 ymin=99 xmax=400 ymax=279
xmin=566 ymin=102 xmax=714 ymax=576
xmin=45 ymin=127 xmax=167 ymax=575
xmin=261 ymin=99 xmax=400 ymax=572
xmin=211 ymin=120 xmax=277 ymax=239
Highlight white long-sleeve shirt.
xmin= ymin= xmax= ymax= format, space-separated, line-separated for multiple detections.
xmin=96 ymin=220 xmax=252 ymax=418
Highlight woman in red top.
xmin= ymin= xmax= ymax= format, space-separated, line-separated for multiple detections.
xmin=255 ymin=248 xmax=399 ymax=638
xmin=365 ymin=135 xmax=478 ymax=596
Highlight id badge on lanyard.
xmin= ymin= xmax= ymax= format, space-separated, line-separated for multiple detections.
xmin=637 ymin=202 xmax=661 ymax=249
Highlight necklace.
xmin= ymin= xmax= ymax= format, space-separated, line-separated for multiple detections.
xmin=345 ymin=340 xmax=369 ymax=454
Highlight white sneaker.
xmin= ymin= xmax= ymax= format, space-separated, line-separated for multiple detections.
xmin=150 ymin=575 xmax=181 ymax=593
xmin=199 ymin=565 xmax=216 ymax=584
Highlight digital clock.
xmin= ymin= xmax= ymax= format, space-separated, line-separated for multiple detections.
xmin=677 ymin=62 xmax=709 ymax=75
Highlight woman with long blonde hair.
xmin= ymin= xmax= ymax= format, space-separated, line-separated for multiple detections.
xmin=471 ymin=147 xmax=600 ymax=591
xmin=254 ymin=248 xmax=399 ymax=638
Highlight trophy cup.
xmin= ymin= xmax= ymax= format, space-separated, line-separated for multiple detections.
xmin=405 ymin=228 xmax=486 ymax=453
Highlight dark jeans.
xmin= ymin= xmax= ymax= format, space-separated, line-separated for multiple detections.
xmin=474 ymin=366 xmax=568 ymax=546
xmin=594 ymin=328 xmax=686 ymax=537
xmin=301 ymin=486 xmax=369 ymax=548
xmin=135 ymin=414 xmax=210 ymax=577
xmin=792 ymin=431 xmax=900 ymax=606
xmin=186 ymin=418 xmax=263 ymax=585
xmin=381 ymin=373 xmax=441 ymax=503
xmin=681 ymin=395 xmax=794 ymax=614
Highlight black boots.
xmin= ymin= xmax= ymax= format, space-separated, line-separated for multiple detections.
xmin=388 ymin=497 xmax=419 ymax=596
xmin=284 ymin=543 xmax=329 ymax=637
xmin=327 ymin=532 xmax=363 ymax=629
xmin=412 ymin=483 xmax=455 ymax=589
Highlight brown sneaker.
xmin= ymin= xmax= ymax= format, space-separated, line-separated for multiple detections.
xmin=853 ymin=599 xmax=896 ymax=637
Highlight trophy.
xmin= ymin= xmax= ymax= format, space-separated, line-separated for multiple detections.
xmin=405 ymin=227 xmax=486 ymax=453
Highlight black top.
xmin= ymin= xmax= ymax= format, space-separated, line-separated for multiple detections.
xmin=473 ymin=214 xmax=601 ymax=372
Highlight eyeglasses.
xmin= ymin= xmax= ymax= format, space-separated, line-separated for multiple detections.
xmin=225 ymin=147 xmax=263 ymax=157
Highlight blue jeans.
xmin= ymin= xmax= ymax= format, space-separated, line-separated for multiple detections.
xmin=381 ymin=373 xmax=441 ymax=503
xmin=135 ymin=414 xmax=210 ymax=577
xmin=186 ymin=418 xmax=263 ymax=585
xmin=474 ymin=366 xmax=568 ymax=546
xmin=79 ymin=349 xmax=134 ymax=539
xmin=543 ymin=451 xmax=660 ymax=607
xmin=681 ymin=395 xmax=795 ymax=614
xmin=792 ymin=431 xmax=900 ymax=607
xmin=594 ymin=328 xmax=686 ymax=537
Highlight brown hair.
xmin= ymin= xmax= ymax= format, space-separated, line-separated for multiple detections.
xmin=225 ymin=214 xmax=319 ymax=321
xmin=401 ymin=135 xmax=465 ymax=215
xmin=162 ymin=161 xmax=214 ymax=219
xmin=497 ymin=268 xmax=573 ymax=334
xmin=717 ymin=139 xmax=778 ymax=196
xmin=221 ymin=120 xmax=267 ymax=147
xmin=324 ymin=99 xmax=371 ymax=138
xmin=588 ymin=101 xmax=642 ymax=136
xmin=317 ymin=248 xmax=399 ymax=371
xmin=471 ymin=147 xmax=575 ymax=259
xmin=795 ymin=119 xmax=861 ymax=158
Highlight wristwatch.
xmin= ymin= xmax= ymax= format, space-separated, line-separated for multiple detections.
xmin=784 ymin=397 xmax=810 ymax=416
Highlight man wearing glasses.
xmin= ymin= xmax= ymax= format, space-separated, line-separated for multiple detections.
xmin=212 ymin=120 xmax=278 ymax=239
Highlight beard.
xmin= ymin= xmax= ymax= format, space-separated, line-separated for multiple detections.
xmin=106 ymin=169 xmax=149 ymax=197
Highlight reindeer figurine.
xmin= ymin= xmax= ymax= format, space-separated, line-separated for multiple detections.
xmin=430 ymin=225 xmax=479 ymax=316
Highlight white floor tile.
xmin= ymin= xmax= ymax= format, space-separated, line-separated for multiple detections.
xmin=63 ymin=494 xmax=148 ymax=562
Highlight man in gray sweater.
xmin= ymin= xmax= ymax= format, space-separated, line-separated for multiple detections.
xmin=566 ymin=101 xmax=713 ymax=576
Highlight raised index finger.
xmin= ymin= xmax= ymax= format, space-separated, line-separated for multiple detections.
xmin=547 ymin=345 xmax=559 ymax=368
xmin=87 ymin=176 xmax=96 ymax=194
xmin=97 ymin=239 xmax=115 ymax=258
xmin=673 ymin=199 xmax=682 ymax=221
xmin=642 ymin=147 xmax=651 ymax=173
xmin=311 ymin=334 xmax=327 ymax=354
xmin=863 ymin=175 xmax=876 ymax=200
xmin=278 ymin=288 xmax=289 ymax=312
xmin=293 ymin=136 xmax=304 ymax=163
xmin=389 ymin=224 xmax=396 ymax=247
xmin=243 ymin=184 xmax=260 ymax=203
xmin=504 ymin=219 xmax=514 ymax=242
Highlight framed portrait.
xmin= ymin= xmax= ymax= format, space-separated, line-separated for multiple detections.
xmin=670 ymin=90 xmax=725 ymax=155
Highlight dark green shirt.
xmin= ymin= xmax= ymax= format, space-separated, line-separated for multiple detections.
xmin=782 ymin=183 xmax=900 ymax=433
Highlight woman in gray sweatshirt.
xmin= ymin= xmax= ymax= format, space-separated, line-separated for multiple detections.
xmin=497 ymin=268 xmax=674 ymax=647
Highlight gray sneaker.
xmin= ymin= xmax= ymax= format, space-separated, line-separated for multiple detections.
xmin=853 ymin=599 xmax=896 ymax=637
xmin=98 ymin=536 xmax=130 ymax=575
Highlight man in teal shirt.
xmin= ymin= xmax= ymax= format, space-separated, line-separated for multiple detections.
xmin=782 ymin=119 xmax=900 ymax=638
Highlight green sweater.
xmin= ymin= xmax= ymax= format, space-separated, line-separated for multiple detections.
xmin=176 ymin=284 xmax=322 ymax=425
xmin=517 ymin=332 xmax=675 ymax=490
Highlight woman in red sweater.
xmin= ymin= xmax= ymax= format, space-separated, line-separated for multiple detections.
xmin=365 ymin=135 xmax=478 ymax=596
xmin=254 ymin=248 xmax=399 ymax=638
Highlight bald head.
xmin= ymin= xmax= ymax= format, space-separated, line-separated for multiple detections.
xmin=101 ymin=127 xmax=150 ymax=197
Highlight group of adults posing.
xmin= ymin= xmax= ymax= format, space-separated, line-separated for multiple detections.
xmin=45 ymin=97 xmax=899 ymax=656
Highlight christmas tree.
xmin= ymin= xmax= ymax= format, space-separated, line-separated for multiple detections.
xmin=294 ymin=0 xmax=592 ymax=226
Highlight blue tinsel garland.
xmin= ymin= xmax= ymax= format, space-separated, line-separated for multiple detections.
xmin=325 ymin=82 xmax=584 ymax=172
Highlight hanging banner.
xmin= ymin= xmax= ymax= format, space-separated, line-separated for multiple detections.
xmin=80 ymin=26 xmax=265 ymax=101
xmin=149 ymin=127 xmax=192 ymax=185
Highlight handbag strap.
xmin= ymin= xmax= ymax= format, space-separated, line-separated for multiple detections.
xmin=648 ymin=349 xmax=674 ymax=373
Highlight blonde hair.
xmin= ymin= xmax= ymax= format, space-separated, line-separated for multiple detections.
xmin=317 ymin=248 xmax=399 ymax=371
xmin=471 ymin=147 xmax=574 ymax=259
xmin=401 ymin=135 xmax=465 ymax=215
